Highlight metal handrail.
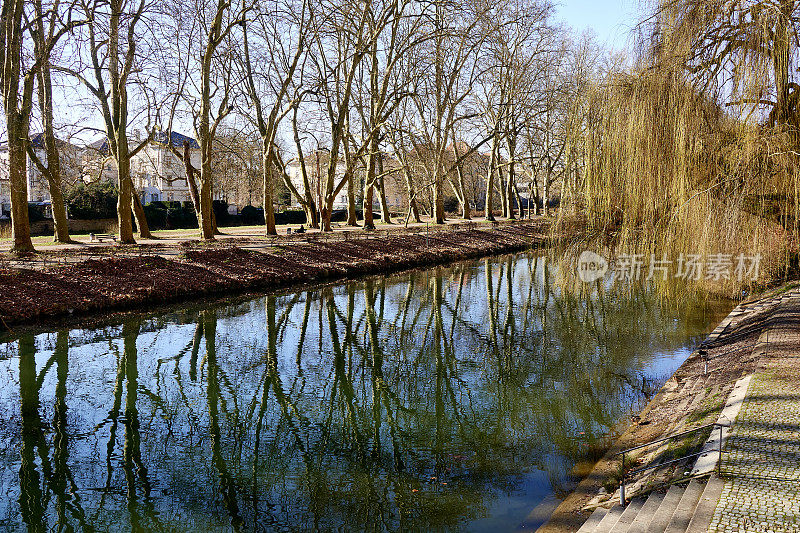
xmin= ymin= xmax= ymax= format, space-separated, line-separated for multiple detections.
xmin=614 ymin=421 xmax=730 ymax=505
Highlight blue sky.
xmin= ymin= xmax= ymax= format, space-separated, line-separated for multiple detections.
xmin=556 ymin=0 xmax=643 ymax=51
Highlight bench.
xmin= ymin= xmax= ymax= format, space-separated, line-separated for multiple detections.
xmin=90 ymin=233 xmax=117 ymax=243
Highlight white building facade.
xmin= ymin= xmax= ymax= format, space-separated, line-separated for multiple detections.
xmin=286 ymin=151 xmax=351 ymax=210
xmin=0 ymin=134 xmax=80 ymax=217
xmin=82 ymin=131 xmax=202 ymax=205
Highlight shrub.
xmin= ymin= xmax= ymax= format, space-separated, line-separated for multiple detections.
xmin=143 ymin=204 xmax=168 ymax=228
xmin=27 ymin=203 xmax=47 ymax=222
xmin=167 ymin=206 xmax=197 ymax=229
xmin=66 ymin=181 xmax=118 ymax=219
xmin=443 ymin=195 xmax=459 ymax=213
xmin=240 ymin=205 xmax=264 ymax=225
xmin=275 ymin=209 xmax=306 ymax=225
xmin=212 ymin=200 xmax=230 ymax=226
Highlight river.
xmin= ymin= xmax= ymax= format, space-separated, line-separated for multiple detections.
xmin=0 ymin=251 xmax=730 ymax=531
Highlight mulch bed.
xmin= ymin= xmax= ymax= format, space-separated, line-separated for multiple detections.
xmin=0 ymin=222 xmax=549 ymax=328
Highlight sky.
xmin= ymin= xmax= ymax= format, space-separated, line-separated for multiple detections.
xmin=5 ymin=0 xmax=647 ymax=145
xmin=556 ymin=0 xmax=644 ymax=52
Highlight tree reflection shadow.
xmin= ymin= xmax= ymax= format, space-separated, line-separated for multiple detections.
xmin=3 ymin=251 xmax=725 ymax=531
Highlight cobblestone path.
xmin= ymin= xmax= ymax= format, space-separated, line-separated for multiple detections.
xmin=710 ymin=295 xmax=800 ymax=532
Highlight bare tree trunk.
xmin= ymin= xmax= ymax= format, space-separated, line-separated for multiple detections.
xmin=346 ymin=172 xmax=358 ymax=226
xmin=320 ymin=198 xmax=333 ymax=232
xmin=262 ymin=145 xmax=276 ymax=235
xmin=402 ymin=166 xmax=421 ymax=223
xmin=290 ymin=110 xmax=319 ymax=229
xmin=34 ymin=51 xmax=70 ymax=243
xmin=363 ymin=137 xmax=379 ymax=230
xmin=485 ymin=136 xmax=497 ymax=221
xmin=363 ymin=170 xmax=376 ymax=230
xmin=48 ymin=174 xmax=70 ymax=242
xmin=198 ymin=168 xmax=214 ymax=239
xmin=7 ymin=120 xmax=34 ymax=252
xmin=1 ymin=0 xmax=35 ymax=252
xmin=457 ymin=168 xmax=470 ymax=220
xmin=499 ymin=163 xmax=508 ymax=217
xmin=115 ymin=152 xmax=136 ymax=244
xmin=131 ymin=189 xmax=153 ymax=238
xmin=544 ymin=161 xmax=551 ymax=217
xmin=377 ymin=157 xmax=392 ymax=224
xmin=434 ymin=167 xmax=445 ymax=224
xmin=507 ymin=160 xmax=516 ymax=220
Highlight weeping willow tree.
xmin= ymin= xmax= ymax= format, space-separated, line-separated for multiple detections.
xmin=563 ymin=0 xmax=800 ymax=294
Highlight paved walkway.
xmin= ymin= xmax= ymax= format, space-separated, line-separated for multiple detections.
xmin=710 ymin=292 xmax=800 ymax=532
xmin=0 ymin=217 xmax=511 ymax=254
xmin=0 ymin=217 xmax=539 ymax=270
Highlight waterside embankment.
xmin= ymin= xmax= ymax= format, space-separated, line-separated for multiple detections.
xmin=0 ymin=220 xmax=550 ymax=328
xmin=536 ymin=283 xmax=800 ymax=532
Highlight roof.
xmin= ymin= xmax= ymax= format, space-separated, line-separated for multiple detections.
xmin=0 ymin=133 xmax=75 ymax=152
xmin=446 ymin=141 xmax=472 ymax=155
xmin=153 ymin=130 xmax=199 ymax=149
xmin=85 ymin=131 xmax=199 ymax=156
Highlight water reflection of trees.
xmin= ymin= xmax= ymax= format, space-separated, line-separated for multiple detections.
xmin=0 ymin=253 xmax=723 ymax=531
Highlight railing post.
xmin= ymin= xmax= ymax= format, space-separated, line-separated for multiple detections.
xmin=717 ymin=424 xmax=723 ymax=475
xmin=619 ymin=451 xmax=626 ymax=506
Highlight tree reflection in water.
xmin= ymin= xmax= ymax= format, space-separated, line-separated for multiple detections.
xmin=0 ymin=252 xmax=729 ymax=531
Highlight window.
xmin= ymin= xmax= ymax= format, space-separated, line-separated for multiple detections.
xmin=151 ymin=193 xmax=159 ymax=203
xmin=167 ymin=193 xmax=174 ymax=202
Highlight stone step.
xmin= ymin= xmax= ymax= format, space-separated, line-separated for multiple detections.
xmin=664 ymin=479 xmax=703 ymax=533
xmin=576 ymin=507 xmax=608 ymax=533
xmin=579 ymin=478 xmax=723 ymax=533
xmin=608 ymin=498 xmax=644 ymax=533
xmin=592 ymin=505 xmax=625 ymax=533
xmin=646 ymin=485 xmax=685 ymax=533
xmin=626 ymin=491 xmax=665 ymax=533
xmin=685 ymin=476 xmax=724 ymax=533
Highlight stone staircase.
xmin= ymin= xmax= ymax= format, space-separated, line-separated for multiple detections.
xmin=577 ymin=477 xmax=724 ymax=533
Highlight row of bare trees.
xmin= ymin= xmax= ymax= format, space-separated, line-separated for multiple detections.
xmin=1 ymin=0 xmax=604 ymax=252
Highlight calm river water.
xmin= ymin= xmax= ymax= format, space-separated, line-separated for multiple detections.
xmin=0 ymin=252 xmax=730 ymax=532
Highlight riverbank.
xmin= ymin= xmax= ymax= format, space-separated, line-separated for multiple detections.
xmin=0 ymin=219 xmax=550 ymax=329
xmin=536 ymin=282 xmax=800 ymax=532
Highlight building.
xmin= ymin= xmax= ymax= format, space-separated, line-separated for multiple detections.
xmin=82 ymin=130 xmax=202 ymax=205
xmin=132 ymin=131 xmax=201 ymax=204
xmin=375 ymin=153 xmax=406 ymax=210
xmin=0 ymin=133 xmax=81 ymax=217
xmin=286 ymin=149 xmax=414 ymax=214
xmin=0 ymin=176 xmax=8 ymax=218
xmin=286 ymin=150 xmax=351 ymax=211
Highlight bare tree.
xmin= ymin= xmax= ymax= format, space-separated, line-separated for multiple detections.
xmin=27 ymin=0 xmax=86 ymax=243
xmin=189 ymin=0 xmax=246 ymax=239
xmin=654 ymin=0 xmax=800 ymax=127
xmin=239 ymin=0 xmax=310 ymax=235
xmin=303 ymin=0 xmax=382 ymax=231
xmin=0 ymin=0 xmax=80 ymax=251
xmin=352 ymin=0 xmax=423 ymax=229
xmin=64 ymin=0 xmax=155 ymax=243
xmin=474 ymin=0 xmax=557 ymax=221
xmin=406 ymin=0 xmax=496 ymax=224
